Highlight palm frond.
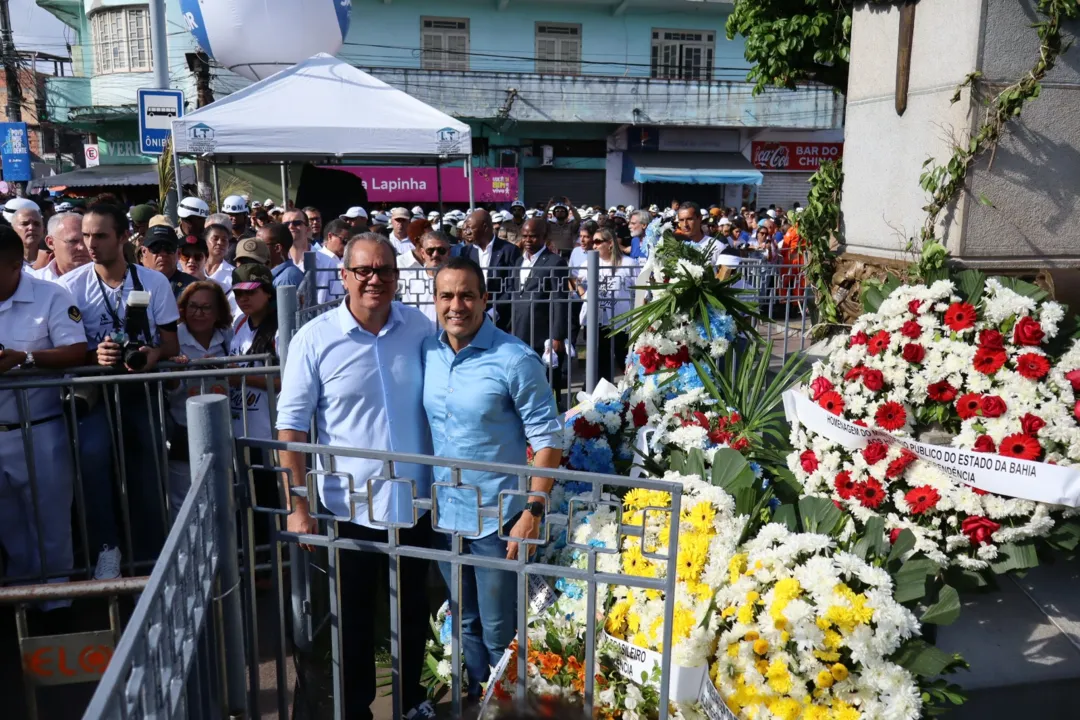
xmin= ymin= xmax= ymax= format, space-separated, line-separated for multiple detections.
xmin=156 ymin=136 xmax=174 ymax=209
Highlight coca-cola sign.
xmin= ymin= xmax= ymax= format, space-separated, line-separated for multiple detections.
xmin=751 ymin=141 xmax=843 ymax=171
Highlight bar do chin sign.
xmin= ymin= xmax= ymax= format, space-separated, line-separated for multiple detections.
xmin=751 ymin=141 xmax=843 ymax=171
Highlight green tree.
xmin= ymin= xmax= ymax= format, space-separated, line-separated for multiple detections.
xmin=726 ymin=0 xmax=857 ymax=95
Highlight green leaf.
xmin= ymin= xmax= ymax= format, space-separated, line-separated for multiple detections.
xmin=891 ymin=639 xmax=957 ymax=677
xmin=955 ymin=269 xmax=986 ymax=304
xmin=920 ymin=584 xmax=961 ymax=626
xmin=887 ymin=529 xmax=917 ymax=564
xmin=770 ymin=503 xmax=797 ymax=530
xmin=988 ymin=541 xmax=1039 ymax=574
xmin=711 ymin=448 xmax=755 ymax=492
xmin=894 ymin=557 xmax=940 ymax=603
xmin=993 ymin=276 xmax=1048 ymax=303
xmin=852 ymin=516 xmax=887 ymax=560
xmin=797 ymin=496 xmax=846 ymax=536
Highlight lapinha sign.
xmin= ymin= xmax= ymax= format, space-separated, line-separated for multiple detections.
xmin=324 ymin=166 xmax=518 ymax=203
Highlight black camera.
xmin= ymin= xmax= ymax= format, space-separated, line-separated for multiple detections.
xmin=109 ymin=290 xmax=153 ymax=371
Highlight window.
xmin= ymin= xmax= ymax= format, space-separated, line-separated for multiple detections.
xmin=651 ymin=29 xmax=714 ymax=81
xmin=535 ymin=23 xmax=581 ymax=75
xmin=90 ymin=7 xmax=152 ymax=74
xmin=421 ymin=17 xmax=469 ymax=72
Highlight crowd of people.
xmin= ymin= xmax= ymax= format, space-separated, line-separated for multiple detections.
xmin=0 ymin=188 xmax=807 ymax=720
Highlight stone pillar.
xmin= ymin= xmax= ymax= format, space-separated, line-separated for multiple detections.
xmin=841 ymin=0 xmax=1080 ymax=270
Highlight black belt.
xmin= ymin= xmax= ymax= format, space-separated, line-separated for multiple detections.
xmin=0 ymin=413 xmax=63 ymax=432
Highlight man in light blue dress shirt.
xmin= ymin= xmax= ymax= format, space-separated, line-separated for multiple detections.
xmin=422 ymin=256 xmax=562 ymax=700
xmin=276 ymin=233 xmax=438 ymax=720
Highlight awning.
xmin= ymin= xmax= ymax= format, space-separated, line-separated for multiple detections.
xmin=30 ymin=164 xmax=196 ymax=189
xmin=623 ymin=152 xmax=764 ymax=185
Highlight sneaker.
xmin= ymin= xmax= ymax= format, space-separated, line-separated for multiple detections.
xmin=404 ymin=700 xmax=437 ymax=720
xmin=94 ymin=545 xmax=121 ymax=580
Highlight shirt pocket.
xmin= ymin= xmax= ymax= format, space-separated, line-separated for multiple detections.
xmin=12 ymin=318 xmax=50 ymax=350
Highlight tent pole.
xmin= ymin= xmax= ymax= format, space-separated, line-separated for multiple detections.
xmin=466 ymin=156 xmax=474 ymax=210
xmin=211 ymin=161 xmax=220 ymax=208
xmin=436 ymin=158 xmax=443 ymax=217
xmin=280 ymin=162 xmax=288 ymax=209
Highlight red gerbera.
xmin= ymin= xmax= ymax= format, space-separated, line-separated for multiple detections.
xmin=875 ymin=401 xmax=907 ymax=431
xmin=927 ymin=381 xmax=957 ymax=403
xmin=731 ymin=436 xmax=750 ymax=451
xmin=886 ymin=449 xmax=918 ymax=478
xmin=834 ymin=471 xmax=857 ymax=500
xmin=850 ymin=331 xmax=869 ymax=347
xmin=998 ymin=433 xmax=1042 ymax=461
xmin=818 ymin=391 xmax=845 ymax=416
xmin=962 ymin=516 xmax=1001 ymax=546
xmin=956 ymin=393 xmax=983 ymax=420
xmin=1016 ymin=353 xmax=1050 ymax=380
xmin=572 ymin=417 xmax=604 ymax=439
xmin=631 ymin=402 xmax=648 ymax=428
xmin=908 ymin=299 xmax=923 ymax=315
xmin=855 ymin=479 xmax=886 ymax=509
xmin=901 ymin=320 xmax=922 ymax=339
xmin=944 ymin=302 xmax=977 ymax=332
xmin=973 ymin=347 xmax=1007 ymax=375
xmin=1021 ymin=413 xmax=1046 ymax=437
xmin=800 ymin=449 xmax=819 ymax=473
xmin=972 ymin=435 xmax=996 ymax=453
xmin=709 ymin=429 xmax=733 ymax=445
xmin=862 ymin=441 xmax=889 ymax=465
xmin=902 ymin=343 xmax=925 ymax=364
xmin=905 ymin=486 xmax=941 ymax=515
xmin=868 ymin=330 xmax=892 ymax=356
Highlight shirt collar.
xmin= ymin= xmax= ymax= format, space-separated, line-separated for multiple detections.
xmin=336 ymin=298 xmax=402 ymax=338
xmin=524 ymin=245 xmax=546 ymax=262
xmin=10 ymin=271 xmax=34 ymax=302
xmin=438 ymin=316 xmax=495 ymax=353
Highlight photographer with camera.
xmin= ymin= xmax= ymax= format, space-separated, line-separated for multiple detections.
xmin=60 ymin=203 xmax=180 ymax=563
xmin=0 ymin=225 xmax=87 ymax=613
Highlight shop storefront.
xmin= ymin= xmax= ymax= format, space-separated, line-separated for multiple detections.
xmin=750 ymin=140 xmax=844 ymax=209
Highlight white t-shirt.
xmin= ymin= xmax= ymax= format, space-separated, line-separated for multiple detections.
xmin=228 ymin=315 xmax=278 ymax=440
xmin=568 ymin=246 xmax=588 ymax=284
xmin=60 ymin=262 xmax=180 ymax=349
xmin=168 ymin=323 xmax=231 ymax=426
xmin=579 ymin=257 xmax=640 ymax=328
xmin=206 ymin=260 xmax=235 ymax=292
xmin=317 ymin=245 xmax=345 ymax=301
xmin=30 ymin=258 xmax=62 ymax=283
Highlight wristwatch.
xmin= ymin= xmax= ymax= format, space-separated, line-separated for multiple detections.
xmin=21 ymin=351 xmax=35 ymax=368
xmin=525 ymin=501 xmax=546 ymax=519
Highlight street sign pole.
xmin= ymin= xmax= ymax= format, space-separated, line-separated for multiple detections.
xmin=148 ymin=0 xmax=169 ymax=91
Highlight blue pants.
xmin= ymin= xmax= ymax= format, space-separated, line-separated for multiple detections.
xmin=436 ymin=521 xmax=518 ymax=697
xmin=74 ymin=403 xmax=120 ymax=555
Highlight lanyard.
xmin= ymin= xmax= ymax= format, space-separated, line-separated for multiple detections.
xmin=94 ymin=264 xmax=131 ymax=332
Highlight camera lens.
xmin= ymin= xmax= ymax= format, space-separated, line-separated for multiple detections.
xmin=124 ymin=347 xmax=148 ymax=371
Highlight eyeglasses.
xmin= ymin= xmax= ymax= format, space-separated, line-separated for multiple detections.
xmin=424 ymin=246 xmax=449 ymax=257
xmin=187 ymin=302 xmax=214 ymax=315
xmin=285 ymin=220 xmax=307 ymax=227
xmin=346 ymin=265 xmax=398 ymax=282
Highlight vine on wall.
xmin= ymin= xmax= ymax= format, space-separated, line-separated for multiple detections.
xmin=793 ymin=159 xmax=843 ymax=331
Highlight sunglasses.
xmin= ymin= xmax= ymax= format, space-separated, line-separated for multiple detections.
xmin=285 ymin=220 xmax=307 ymax=227
xmin=424 ymin=246 xmax=449 ymax=257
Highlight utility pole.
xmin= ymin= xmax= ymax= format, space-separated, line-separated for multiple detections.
xmin=0 ymin=0 xmax=25 ymax=195
xmin=187 ymin=51 xmax=214 ymax=203
xmin=148 ymin=0 xmax=169 ymax=91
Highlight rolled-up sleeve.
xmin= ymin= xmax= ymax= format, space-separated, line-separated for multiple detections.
xmin=507 ymin=350 xmax=561 ymax=451
xmin=275 ymin=331 xmax=318 ymax=433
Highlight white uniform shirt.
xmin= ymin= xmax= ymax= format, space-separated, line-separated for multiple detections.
xmin=229 ymin=315 xmax=278 ymax=440
xmin=60 ymin=263 xmax=179 ymax=350
xmin=275 ymin=301 xmax=436 ymax=528
xmin=168 ymin=323 xmax=230 ymax=427
xmin=206 ymin=260 xmax=235 ymax=292
xmin=1 ymin=272 xmax=87 ymax=423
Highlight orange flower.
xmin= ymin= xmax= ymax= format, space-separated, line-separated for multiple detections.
xmin=493 ymin=681 xmax=511 ymax=702
xmin=537 ymin=652 xmax=563 ymax=679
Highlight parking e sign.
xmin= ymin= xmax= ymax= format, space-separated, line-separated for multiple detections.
xmin=138 ymin=88 xmax=185 ymax=156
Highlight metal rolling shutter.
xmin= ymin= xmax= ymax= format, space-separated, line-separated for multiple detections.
xmin=523 ymin=169 xmax=605 ymax=208
xmin=756 ymin=172 xmax=813 ymax=209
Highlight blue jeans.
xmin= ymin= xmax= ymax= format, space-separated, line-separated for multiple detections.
xmin=75 ymin=403 xmax=120 ymax=556
xmin=436 ymin=520 xmax=518 ymax=697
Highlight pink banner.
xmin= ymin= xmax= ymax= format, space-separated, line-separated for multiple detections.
xmin=323 ymin=166 xmax=519 ymax=203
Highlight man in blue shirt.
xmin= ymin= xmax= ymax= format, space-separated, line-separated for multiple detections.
xmin=422 ymin=256 xmax=562 ymax=700
xmin=276 ymin=232 xmax=437 ymax=720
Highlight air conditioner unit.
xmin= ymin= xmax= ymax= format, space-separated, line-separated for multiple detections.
xmin=499 ymin=150 xmax=518 ymax=168
xmin=541 ymin=145 xmax=554 ymax=167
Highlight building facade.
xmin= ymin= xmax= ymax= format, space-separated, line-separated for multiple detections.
xmin=39 ymin=0 xmax=843 ymax=208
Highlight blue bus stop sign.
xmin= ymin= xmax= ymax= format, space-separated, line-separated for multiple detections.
xmin=138 ymin=88 xmax=185 ymax=156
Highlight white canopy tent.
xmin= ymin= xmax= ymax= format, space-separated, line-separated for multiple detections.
xmin=170 ymin=53 xmax=474 ymax=204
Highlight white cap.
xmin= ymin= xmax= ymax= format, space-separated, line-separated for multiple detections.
xmin=510 ymin=200 xmax=525 ymax=209
xmin=614 ymin=211 xmax=628 ymax=220
xmin=456 ymin=221 xmax=465 ymax=229
xmin=766 ymin=209 xmax=778 ymax=219
xmin=411 ymin=205 xmax=424 ymax=216
xmin=700 ymin=209 xmax=708 ymax=216
xmin=251 ymin=200 xmax=263 ymax=209
xmin=626 ymin=205 xmax=635 ymax=213
xmin=525 ymin=209 xmax=540 ymax=218
xmin=222 ymin=195 xmax=248 ymax=214
xmin=264 ymin=198 xmax=275 ymax=207
xmin=55 ymin=201 xmax=73 ymax=212
xmin=718 ymin=217 xmax=732 ymax=226
xmin=269 ymin=206 xmax=284 ymax=216
xmin=178 ymin=196 xmax=210 ymax=219
xmin=608 ymin=206 xmax=617 ymax=213
xmin=648 ymin=204 xmax=659 ymax=213
xmin=373 ymin=212 xmax=390 ymax=224
xmin=3 ymin=197 xmax=39 ymax=222
xmin=344 ymin=206 xmax=368 ymax=219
